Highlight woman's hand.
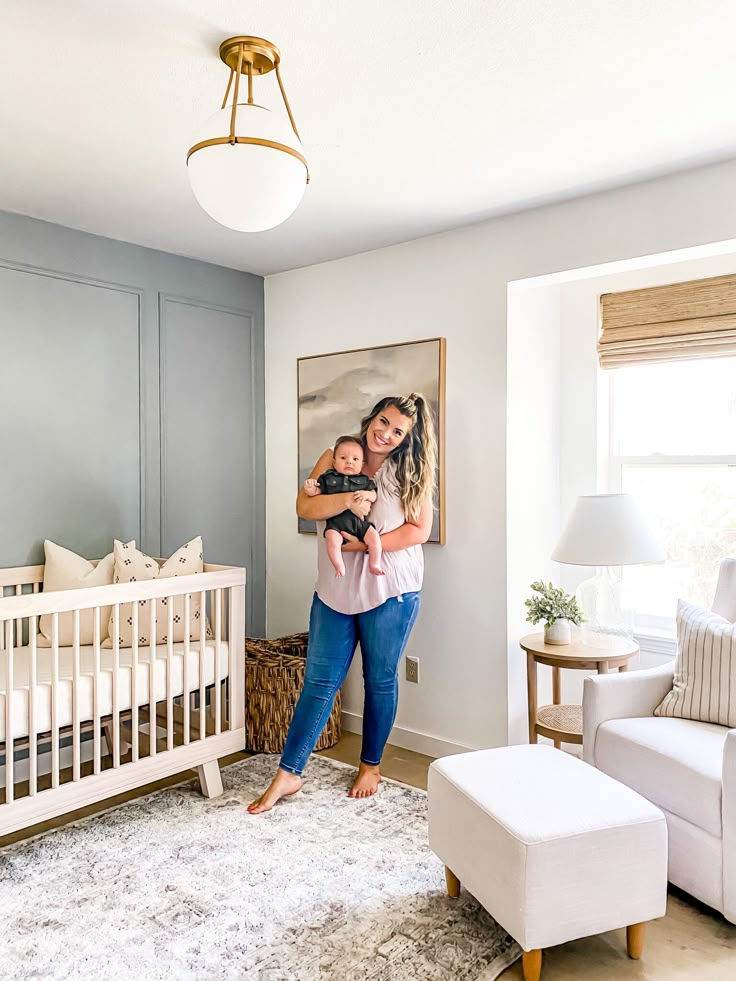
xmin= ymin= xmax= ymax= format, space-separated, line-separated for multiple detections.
xmin=340 ymin=532 xmax=368 ymax=553
xmin=348 ymin=493 xmax=372 ymax=520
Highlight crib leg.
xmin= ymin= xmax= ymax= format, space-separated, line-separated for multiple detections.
xmin=197 ymin=759 xmax=223 ymax=799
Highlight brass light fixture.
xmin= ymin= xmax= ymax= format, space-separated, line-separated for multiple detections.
xmin=187 ymin=36 xmax=308 ymax=233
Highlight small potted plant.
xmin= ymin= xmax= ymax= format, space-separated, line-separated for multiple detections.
xmin=525 ymin=580 xmax=585 ymax=645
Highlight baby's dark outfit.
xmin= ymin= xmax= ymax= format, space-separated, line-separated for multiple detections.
xmin=317 ymin=470 xmax=377 ymax=541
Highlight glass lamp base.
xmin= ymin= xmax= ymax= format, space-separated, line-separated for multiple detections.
xmin=576 ymin=567 xmax=635 ymax=651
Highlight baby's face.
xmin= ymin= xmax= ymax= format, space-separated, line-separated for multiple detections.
xmin=334 ymin=441 xmax=364 ymax=475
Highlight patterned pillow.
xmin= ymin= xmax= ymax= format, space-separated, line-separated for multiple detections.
xmin=38 ymin=540 xmax=133 ymax=647
xmin=654 ymin=599 xmax=736 ymax=727
xmin=103 ymin=538 xmax=212 ymax=648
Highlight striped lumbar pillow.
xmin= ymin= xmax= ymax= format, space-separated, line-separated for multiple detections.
xmin=655 ymin=599 xmax=736 ymax=727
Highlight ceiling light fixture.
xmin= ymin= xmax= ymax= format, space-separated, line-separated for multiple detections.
xmin=187 ymin=36 xmax=308 ymax=233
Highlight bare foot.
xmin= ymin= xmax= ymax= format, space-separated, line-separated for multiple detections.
xmin=368 ymin=563 xmax=384 ymax=576
xmin=247 ymin=769 xmax=302 ymax=814
xmin=349 ymin=763 xmax=382 ymax=799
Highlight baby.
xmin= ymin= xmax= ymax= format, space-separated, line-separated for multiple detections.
xmin=304 ymin=435 xmax=384 ymax=578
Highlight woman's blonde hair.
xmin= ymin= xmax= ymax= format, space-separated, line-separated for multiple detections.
xmin=360 ymin=393 xmax=437 ymax=521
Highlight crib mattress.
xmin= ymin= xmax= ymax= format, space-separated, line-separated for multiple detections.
xmin=0 ymin=640 xmax=230 ymax=742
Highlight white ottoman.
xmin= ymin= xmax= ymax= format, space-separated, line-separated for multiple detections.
xmin=428 ymin=745 xmax=667 ymax=981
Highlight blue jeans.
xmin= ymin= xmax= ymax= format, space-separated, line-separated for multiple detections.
xmin=279 ymin=592 xmax=421 ymax=775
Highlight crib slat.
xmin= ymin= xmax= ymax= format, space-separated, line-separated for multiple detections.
xmin=93 ymin=607 xmax=101 ymax=776
xmin=131 ymin=604 xmax=139 ymax=763
xmin=51 ymin=613 xmax=60 ymax=789
xmin=72 ymin=610 xmax=81 ymax=782
xmin=224 ymin=588 xmax=230 ymax=727
xmin=227 ymin=587 xmax=236 ymax=732
xmin=166 ymin=598 xmax=174 ymax=751
xmin=199 ymin=590 xmax=206 ymax=741
xmin=183 ymin=593 xmax=190 ymax=745
xmin=29 ymin=615 xmax=37 ymax=796
xmin=112 ymin=605 xmax=120 ymax=768
xmin=231 ymin=584 xmax=246 ymax=731
xmin=15 ymin=583 xmax=22 ymax=650
xmin=214 ymin=588 xmax=222 ymax=735
xmin=5 ymin=622 xmax=14 ymax=804
xmin=148 ymin=600 xmax=156 ymax=757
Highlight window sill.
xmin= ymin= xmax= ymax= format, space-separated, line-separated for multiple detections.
xmin=635 ymin=630 xmax=676 ymax=658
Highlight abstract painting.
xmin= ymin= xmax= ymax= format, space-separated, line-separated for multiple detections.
xmin=297 ymin=338 xmax=445 ymax=542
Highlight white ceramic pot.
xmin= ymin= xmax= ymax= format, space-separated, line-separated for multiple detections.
xmin=544 ymin=619 xmax=571 ymax=645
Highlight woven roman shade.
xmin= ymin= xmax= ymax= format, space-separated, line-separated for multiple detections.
xmin=598 ymin=272 xmax=736 ymax=368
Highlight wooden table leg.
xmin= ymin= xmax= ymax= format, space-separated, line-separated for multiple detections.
xmin=522 ymin=949 xmax=542 ymax=981
xmin=552 ymin=666 xmax=561 ymax=703
xmin=619 ymin=661 xmax=630 ymax=672
xmin=627 ymin=922 xmax=646 ymax=959
xmin=551 ymin=666 xmax=562 ymax=748
xmin=597 ymin=661 xmax=609 ymax=674
xmin=526 ymin=653 xmax=538 ymax=744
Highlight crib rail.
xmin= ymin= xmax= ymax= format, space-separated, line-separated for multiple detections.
xmin=0 ymin=564 xmax=246 ymax=838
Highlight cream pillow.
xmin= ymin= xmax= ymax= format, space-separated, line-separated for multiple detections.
xmin=103 ymin=537 xmax=211 ymax=648
xmin=38 ymin=541 xmax=133 ymax=647
xmin=654 ymin=599 xmax=736 ymax=727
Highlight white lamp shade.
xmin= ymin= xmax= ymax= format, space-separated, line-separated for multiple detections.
xmin=188 ymin=103 xmax=307 ymax=232
xmin=551 ymin=494 xmax=665 ymax=566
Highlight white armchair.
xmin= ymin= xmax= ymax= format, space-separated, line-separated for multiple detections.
xmin=583 ymin=558 xmax=736 ymax=923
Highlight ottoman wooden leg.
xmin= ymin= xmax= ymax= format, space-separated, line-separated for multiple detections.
xmin=627 ymin=922 xmax=646 ymax=959
xmin=522 ymin=949 xmax=542 ymax=981
xmin=444 ymin=866 xmax=461 ymax=898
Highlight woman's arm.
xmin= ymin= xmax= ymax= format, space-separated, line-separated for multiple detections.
xmin=341 ymin=497 xmax=434 ymax=552
xmin=296 ymin=449 xmax=371 ymax=522
xmin=380 ymin=498 xmax=433 ymax=552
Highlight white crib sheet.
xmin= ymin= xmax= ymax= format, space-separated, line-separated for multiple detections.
xmin=0 ymin=640 xmax=230 ymax=741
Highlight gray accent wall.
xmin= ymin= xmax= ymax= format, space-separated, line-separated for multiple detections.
xmin=0 ymin=210 xmax=265 ymax=635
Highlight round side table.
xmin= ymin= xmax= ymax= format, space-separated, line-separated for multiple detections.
xmin=519 ymin=633 xmax=639 ymax=748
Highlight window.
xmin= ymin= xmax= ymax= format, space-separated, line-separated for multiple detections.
xmin=608 ymin=357 xmax=736 ymax=635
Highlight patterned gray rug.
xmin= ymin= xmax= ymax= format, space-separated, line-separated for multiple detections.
xmin=0 ymin=755 xmax=520 ymax=980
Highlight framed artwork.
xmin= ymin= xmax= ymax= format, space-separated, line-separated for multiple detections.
xmin=297 ymin=337 xmax=446 ymax=543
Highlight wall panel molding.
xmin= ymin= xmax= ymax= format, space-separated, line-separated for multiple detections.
xmin=158 ymin=292 xmax=264 ymax=631
xmin=0 ymin=210 xmax=265 ymax=632
xmin=0 ymin=259 xmax=144 ymax=557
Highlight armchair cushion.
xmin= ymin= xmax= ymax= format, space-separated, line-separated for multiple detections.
xmin=595 ymin=716 xmax=730 ymax=837
xmin=583 ymin=662 xmax=675 ymax=764
xmin=654 ymin=599 xmax=736 ymax=727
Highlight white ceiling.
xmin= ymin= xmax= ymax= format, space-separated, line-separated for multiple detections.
xmin=2 ymin=0 xmax=736 ymax=277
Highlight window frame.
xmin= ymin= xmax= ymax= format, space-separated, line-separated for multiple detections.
xmin=606 ymin=368 xmax=736 ymax=649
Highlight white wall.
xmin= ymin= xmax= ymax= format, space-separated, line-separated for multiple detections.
xmin=265 ymin=158 xmax=736 ymax=756
xmin=506 ymin=282 xmax=561 ymax=743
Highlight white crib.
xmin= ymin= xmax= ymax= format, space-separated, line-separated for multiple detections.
xmin=0 ymin=561 xmax=246 ymax=837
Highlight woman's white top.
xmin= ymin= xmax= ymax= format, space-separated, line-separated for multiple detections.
xmin=315 ymin=459 xmax=424 ymax=615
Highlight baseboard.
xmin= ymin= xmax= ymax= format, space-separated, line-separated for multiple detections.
xmin=340 ymin=711 xmax=477 ymax=760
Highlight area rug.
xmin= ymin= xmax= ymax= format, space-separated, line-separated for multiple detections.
xmin=0 ymin=755 xmax=520 ymax=980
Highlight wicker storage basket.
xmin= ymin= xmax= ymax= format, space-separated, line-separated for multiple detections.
xmin=244 ymin=632 xmax=341 ymax=753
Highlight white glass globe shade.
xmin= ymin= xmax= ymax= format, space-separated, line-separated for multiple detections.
xmin=188 ymin=103 xmax=307 ymax=232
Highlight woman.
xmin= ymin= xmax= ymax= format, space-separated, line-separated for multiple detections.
xmin=248 ymin=393 xmax=437 ymax=813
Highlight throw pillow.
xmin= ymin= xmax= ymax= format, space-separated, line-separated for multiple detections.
xmin=103 ymin=537 xmax=211 ymax=648
xmin=38 ymin=540 xmax=133 ymax=647
xmin=654 ymin=599 xmax=736 ymax=727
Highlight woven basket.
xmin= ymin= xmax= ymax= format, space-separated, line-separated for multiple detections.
xmin=244 ymin=632 xmax=342 ymax=753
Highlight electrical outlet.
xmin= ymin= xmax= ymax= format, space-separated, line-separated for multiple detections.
xmin=405 ymin=655 xmax=420 ymax=684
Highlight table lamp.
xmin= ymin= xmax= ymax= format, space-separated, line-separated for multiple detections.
xmin=551 ymin=494 xmax=665 ymax=650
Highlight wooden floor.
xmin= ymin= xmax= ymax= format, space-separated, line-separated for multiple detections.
xmin=2 ymin=733 xmax=734 ymax=979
